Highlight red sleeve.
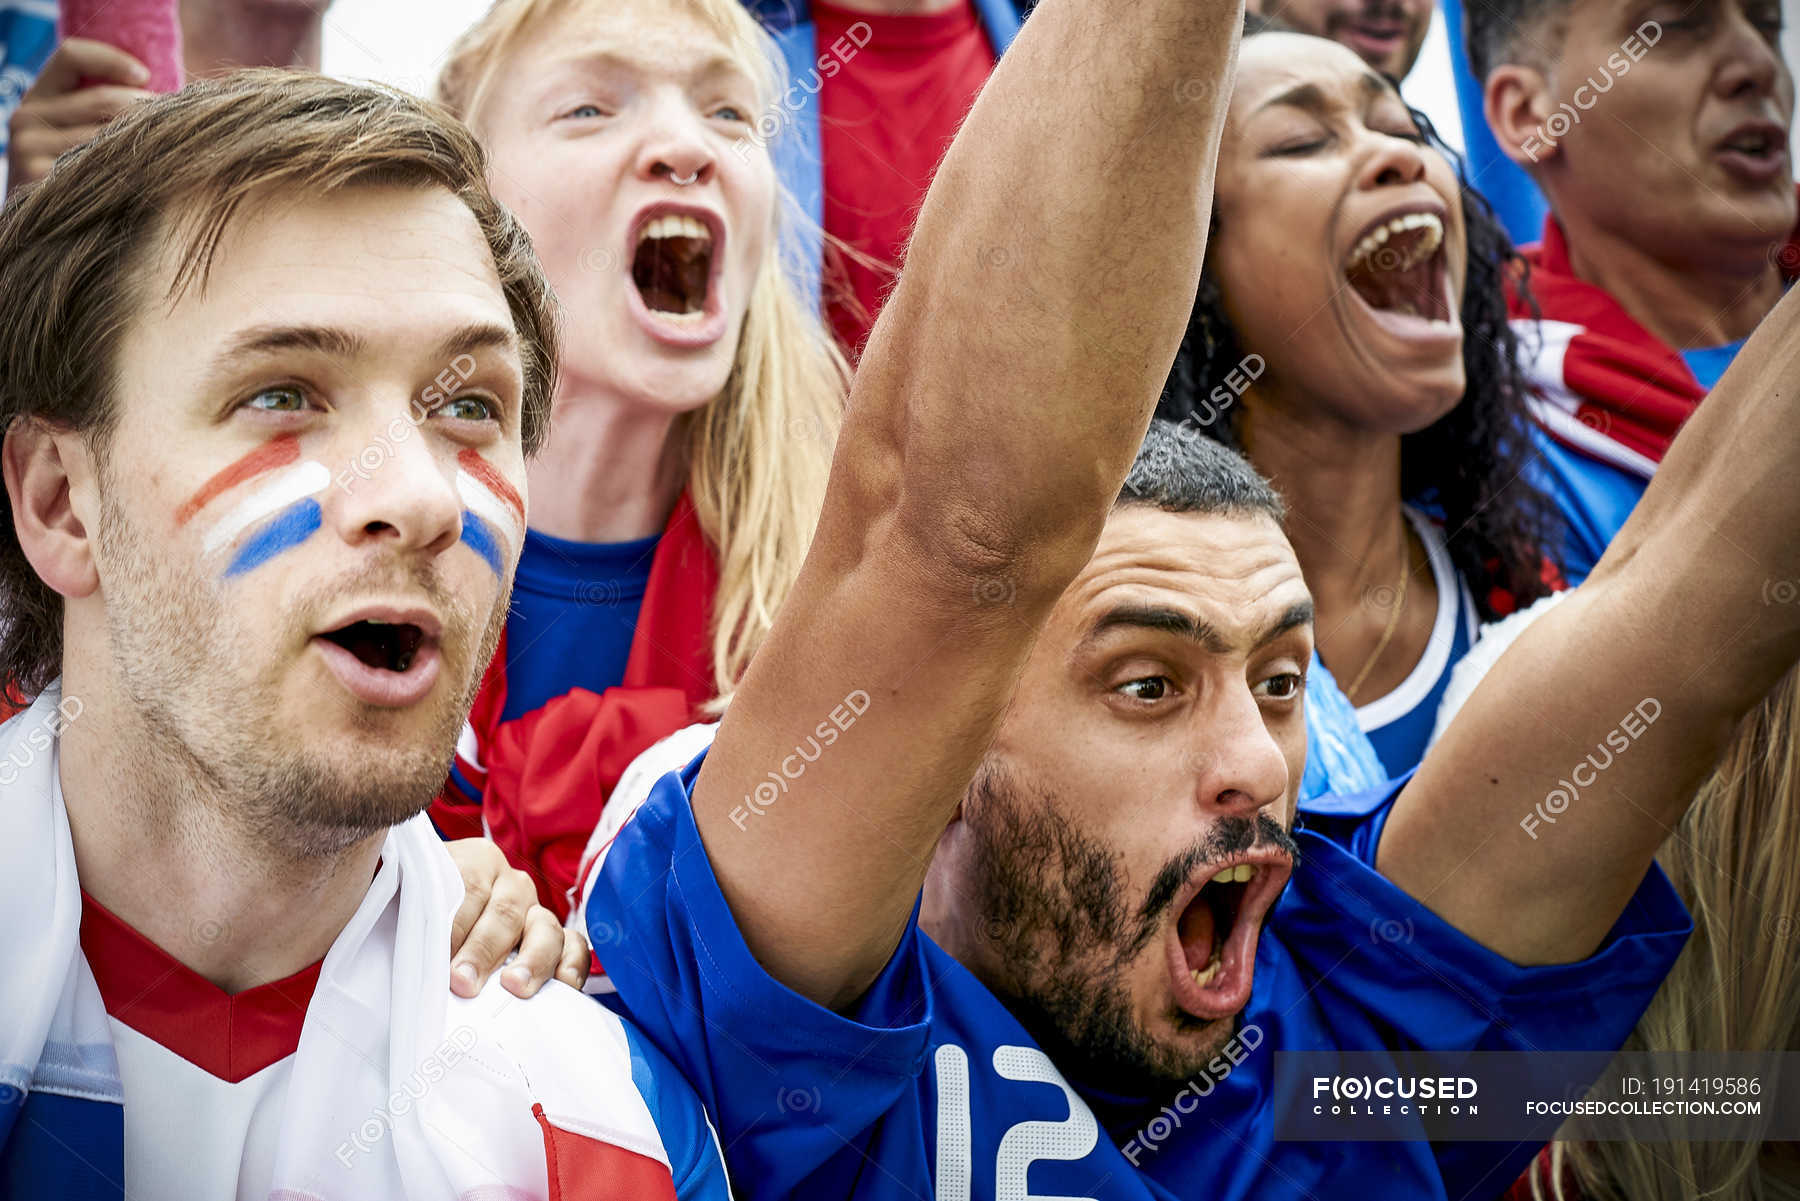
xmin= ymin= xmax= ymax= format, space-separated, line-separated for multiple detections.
xmin=480 ymin=685 xmax=694 ymax=917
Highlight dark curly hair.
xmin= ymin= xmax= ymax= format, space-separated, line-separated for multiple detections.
xmin=1159 ymin=27 xmax=1559 ymax=621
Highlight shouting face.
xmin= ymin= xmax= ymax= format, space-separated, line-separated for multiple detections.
xmin=1206 ymin=33 xmax=1470 ymax=438
xmin=472 ymin=0 xmax=778 ymax=416
xmin=926 ymin=505 xmax=1313 ymax=1090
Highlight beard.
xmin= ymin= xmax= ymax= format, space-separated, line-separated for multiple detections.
xmin=959 ymin=758 xmax=1299 ymax=1096
xmin=94 ymin=481 xmax=505 ymax=861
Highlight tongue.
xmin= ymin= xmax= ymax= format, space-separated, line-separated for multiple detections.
xmin=1348 ymin=257 xmax=1436 ymax=319
xmin=1178 ymin=897 xmax=1217 ymax=971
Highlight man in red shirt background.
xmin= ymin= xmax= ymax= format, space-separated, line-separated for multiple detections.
xmin=744 ymin=0 xmax=1024 ymax=359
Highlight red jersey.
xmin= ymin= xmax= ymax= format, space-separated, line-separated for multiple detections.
xmin=816 ymin=0 xmax=996 ymax=359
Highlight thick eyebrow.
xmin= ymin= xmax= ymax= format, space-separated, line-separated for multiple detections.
xmin=1080 ymin=599 xmax=1314 ymax=655
xmin=1253 ymin=72 xmax=1393 ymax=117
xmin=434 ymin=321 xmax=521 ymax=366
xmin=218 ymin=323 xmax=364 ymax=361
xmin=208 ymin=321 xmax=518 ymax=373
xmin=1254 ymin=599 xmax=1316 ymax=647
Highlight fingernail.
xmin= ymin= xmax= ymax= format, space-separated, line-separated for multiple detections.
xmin=504 ymin=965 xmax=530 ymax=990
xmin=453 ymin=962 xmax=478 ymax=992
xmin=131 ymin=63 xmax=151 ymax=83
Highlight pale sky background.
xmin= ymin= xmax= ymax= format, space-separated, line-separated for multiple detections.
xmin=322 ymin=1 xmax=1800 ymax=192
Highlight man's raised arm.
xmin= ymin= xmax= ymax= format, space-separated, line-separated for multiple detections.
xmin=1380 ymin=285 xmax=1800 ymax=965
xmin=693 ymin=0 xmax=1242 ymax=1006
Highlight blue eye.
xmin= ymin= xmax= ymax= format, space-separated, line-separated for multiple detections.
xmin=563 ymin=103 xmax=605 ymax=120
xmin=245 ymin=386 xmax=307 ymax=413
xmin=712 ymin=104 xmax=747 ymax=122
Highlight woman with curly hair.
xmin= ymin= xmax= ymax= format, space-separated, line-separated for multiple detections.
xmin=1159 ymin=16 xmax=1561 ymax=776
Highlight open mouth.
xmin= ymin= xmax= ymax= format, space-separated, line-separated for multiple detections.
xmin=631 ymin=213 xmax=715 ymax=321
xmin=1721 ymin=126 xmax=1784 ymax=160
xmin=1169 ymin=854 xmax=1292 ymax=1020
xmin=320 ymin=619 xmax=426 ymax=674
xmin=1343 ymin=210 xmax=1451 ymax=324
xmin=1179 ymin=863 xmax=1254 ymax=988
xmin=312 ymin=607 xmax=443 ymax=708
xmin=1715 ymin=122 xmax=1789 ymax=181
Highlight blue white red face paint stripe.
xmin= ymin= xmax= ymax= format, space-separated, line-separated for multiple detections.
xmin=179 ymin=439 xmax=523 ymax=580
xmin=455 ymin=448 xmax=525 ymax=577
xmin=178 ymin=435 xmax=331 ymax=579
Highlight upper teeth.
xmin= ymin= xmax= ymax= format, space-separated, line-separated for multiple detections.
xmin=639 ymin=215 xmax=711 ymax=244
xmin=1210 ymin=864 xmax=1256 ymax=885
xmin=1346 ymin=211 xmax=1443 ymax=273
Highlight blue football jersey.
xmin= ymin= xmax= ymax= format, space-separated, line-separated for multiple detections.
xmin=1526 ymin=426 xmax=1648 ymax=588
xmin=587 ymin=754 xmax=1689 ymax=1201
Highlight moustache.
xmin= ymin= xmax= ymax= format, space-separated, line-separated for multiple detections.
xmin=1137 ymin=813 xmax=1299 ymax=927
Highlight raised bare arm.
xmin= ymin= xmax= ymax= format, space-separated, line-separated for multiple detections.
xmin=692 ymin=0 xmax=1243 ymax=1005
xmin=1381 ymin=285 xmax=1800 ymax=964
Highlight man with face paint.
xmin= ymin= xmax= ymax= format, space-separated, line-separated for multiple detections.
xmin=1470 ymin=0 xmax=1797 ymax=584
xmin=581 ymin=0 xmax=1800 ymax=1197
xmin=0 ymin=72 xmax=729 ymax=1200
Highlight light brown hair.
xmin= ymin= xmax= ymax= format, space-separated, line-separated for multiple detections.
xmin=0 ymin=69 xmax=561 ymax=702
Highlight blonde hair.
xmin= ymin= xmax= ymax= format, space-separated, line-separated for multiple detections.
xmin=438 ymin=0 xmax=847 ymax=706
xmin=1537 ymin=665 xmax=1800 ymax=1201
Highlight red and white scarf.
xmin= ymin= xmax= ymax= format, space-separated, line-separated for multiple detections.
xmin=1508 ymin=189 xmax=1800 ymax=480
xmin=0 ymin=685 xmax=697 ymax=1200
xmin=431 ymin=492 xmax=719 ymax=918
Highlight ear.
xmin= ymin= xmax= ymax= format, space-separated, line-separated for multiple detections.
xmin=3 ymin=419 xmax=100 ymax=601
xmin=1484 ymin=63 xmax=1559 ymax=169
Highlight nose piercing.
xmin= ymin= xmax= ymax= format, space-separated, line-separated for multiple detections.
xmin=669 ymin=170 xmax=699 ymax=186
